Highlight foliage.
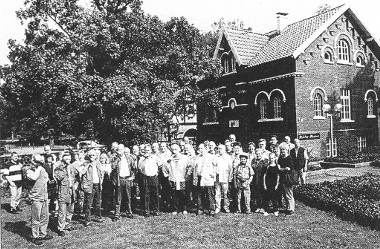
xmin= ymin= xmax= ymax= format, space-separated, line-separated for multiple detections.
xmin=0 ymin=0 xmax=221 ymax=144
xmin=295 ymin=174 xmax=380 ymax=230
xmin=324 ymin=146 xmax=380 ymax=163
xmin=314 ymin=4 xmax=332 ymax=15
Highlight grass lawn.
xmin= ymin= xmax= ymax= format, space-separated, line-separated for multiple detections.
xmin=2 ymin=191 xmax=380 ymax=249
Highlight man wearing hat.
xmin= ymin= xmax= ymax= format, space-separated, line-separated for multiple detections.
xmin=54 ymin=151 xmax=79 ymax=236
xmin=26 ymin=154 xmax=53 ymax=245
xmin=235 ymin=153 xmax=254 ymax=214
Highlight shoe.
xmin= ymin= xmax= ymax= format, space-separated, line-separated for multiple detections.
xmin=31 ymin=238 xmax=43 ymax=246
xmin=171 ymin=211 xmax=177 ymax=215
xmin=215 ymin=208 xmax=220 ymax=214
xmin=127 ymin=213 xmax=133 ymax=219
xmin=182 ymin=210 xmax=188 ymax=215
xmin=286 ymin=210 xmax=295 ymax=215
xmin=84 ymin=221 xmax=92 ymax=227
xmin=57 ymin=231 xmax=65 ymax=237
xmin=64 ymin=225 xmax=74 ymax=231
xmin=224 ymin=209 xmax=230 ymax=213
xmin=144 ymin=213 xmax=151 ymax=218
xmin=263 ymin=212 xmax=269 ymax=216
xmin=112 ymin=217 xmax=120 ymax=222
xmin=274 ymin=211 xmax=279 ymax=217
xmin=10 ymin=208 xmax=19 ymax=214
xmin=40 ymin=234 xmax=53 ymax=240
xmin=95 ymin=217 xmax=104 ymax=223
xmin=254 ymin=209 xmax=260 ymax=213
xmin=246 ymin=211 xmax=252 ymax=214
xmin=16 ymin=206 xmax=23 ymax=212
xmin=196 ymin=210 xmax=204 ymax=216
xmin=152 ymin=211 xmax=160 ymax=216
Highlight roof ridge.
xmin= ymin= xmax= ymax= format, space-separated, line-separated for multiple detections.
xmin=284 ymin=4 xmax=345 ymax=29
xmin=224 ymin=27 xmax=267 ymax=37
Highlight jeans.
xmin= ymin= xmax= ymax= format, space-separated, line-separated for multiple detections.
xmin=283 ymin=185 xmax=295 ymax=211
xmin=237 ymin=188 xmax=251 ymax=213
xmin=141 ymin=175 xmax=159 ymax=214
xmin=114 ymin=178 xmax=133 ymax=217
xmin=169 ymin=181 xmax=187 ymax=212
xmin=10 ymin=184 xmax=22 ymax=209
xmin=215 ymin=182 xmax=229 ymax=211
xmin=31 ymin=200 xmax=49 ymax=238
xmin=196 ymin=185 xmax=215 ymax=212
xmin=57 ymin=201 xmax=74 ymax=231
xmin=84 ymin=184 xmax=102 ymax=222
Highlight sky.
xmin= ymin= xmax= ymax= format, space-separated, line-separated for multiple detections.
xmin=1 ymin=0 xmax=380 ymax=65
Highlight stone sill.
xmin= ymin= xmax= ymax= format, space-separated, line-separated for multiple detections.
xmin=320 ymin=161 xmax=372 ymax=169
xmin=258 ymin=118 xmax=284 ymax=122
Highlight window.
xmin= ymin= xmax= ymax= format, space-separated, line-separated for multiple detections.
xmin=273 ymin=97 xmax=282 ymax=118
xmin=341 ymin=89 xmax=351 ymax=120
xmin=337 ymin=39 xmax=350 ymax=62
xmin=357 ymin=136 xmax=367 ymax=151
xmin=221 ymin=54 xmax=228 ymax=74
xmin=229 ymin=53 xmax=236 ymax=72
xmin=356 ymin=56 xmax=365 ymax=67
xmin=367 ymin=96 xmax=375 ymax=117
xmin=260 ymin=99 xmax=267 ymax=119
xmin=326 ymin=138 xmax=337 ymax=157
xmin=324 ymin=51 xmax=333 ymax=63
xmin=313 ymin=93 xmax=323 ymax=117
xmin=221 ymin=52 xmax=236 ymax=74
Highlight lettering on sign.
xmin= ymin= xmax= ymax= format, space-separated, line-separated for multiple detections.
xmin=229 ymin=120 xmax=240 ymax=128
xmin=220 ymin=93 xmax=227 ymax=97
xmin=238 ymin=90 xmax=247 ymax=94
xmin=298 ymin=133 xmax=320 ymax=140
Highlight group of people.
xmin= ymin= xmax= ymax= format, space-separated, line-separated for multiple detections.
xmin=2 ymin=134 xmax=309 ymax=245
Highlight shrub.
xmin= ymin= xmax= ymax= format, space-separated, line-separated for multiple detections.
xmin=294 ymin=174 xmax=380 ymax=230
xmin=324 ymin=146 xmax=380 ymax=163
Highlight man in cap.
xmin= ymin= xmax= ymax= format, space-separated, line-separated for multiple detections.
xmin=26 ymin=154 xmax=54 ymax=245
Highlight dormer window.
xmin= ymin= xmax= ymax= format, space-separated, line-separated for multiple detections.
xmin=221 ymin=51 xmax=236 ymax=74
xmin=324 ymin=51 xmax=333 ymax=63
xmin=356 ymin=55 xmax=365 ymax=67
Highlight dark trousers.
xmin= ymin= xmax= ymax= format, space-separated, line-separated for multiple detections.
xmin=196 ymin=185 xmax=216 ymax=212
xmin=102 ymin=175 xmax=113 ymax=212
xmin=159 ymin=172 xmax=172 ymax=210
xmin=141 ymin=175 xmax=159 ymax=214
xmin=264 ymin=187 xmax=280 ymax=212
xmin=229 ymin=182 xmax=238 ymax=212
xmin=119 ymin=178 xmax=133 ymax=215
xmin=84 ymin=184 xmax=101 ymax=222
xmin=251 ymin=183 xmax=264 ymax=210
xmin=169 ymin=181 xmax=187 ymax=212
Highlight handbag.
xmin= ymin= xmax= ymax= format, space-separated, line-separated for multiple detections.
xmin=284 ymin=170 xmax=299 ymax=186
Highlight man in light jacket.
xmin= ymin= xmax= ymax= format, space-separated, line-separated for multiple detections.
xmin=215 ymin=144 xmax=233 ymax=214
xmin=194 ymin=143 xmax=217 ymax=216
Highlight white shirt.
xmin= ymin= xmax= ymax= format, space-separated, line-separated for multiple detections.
xmin=139 ymin=154 xmax=160 ymax=177
xmin=92 ymin=164 xmax=100 ymax=184
xmin=119 ymin=155 xmax=131 ymax=177
xmin=216 ymin=154 xmax=233 ymax=183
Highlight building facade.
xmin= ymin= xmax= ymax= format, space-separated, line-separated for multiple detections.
xmin=197 ymin=5 xmax=380 ymax=158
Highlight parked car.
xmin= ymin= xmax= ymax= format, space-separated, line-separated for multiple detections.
xmin=76 ymin=140 xmax=106 ymax=150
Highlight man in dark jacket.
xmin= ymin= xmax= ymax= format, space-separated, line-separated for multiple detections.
xmin=290 ymin=139 xmax=309 ymax=185
xmin=110 ymin=144 xmax=135 ymax=221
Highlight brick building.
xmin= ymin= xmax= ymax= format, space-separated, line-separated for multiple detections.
xmin=197 ymin=5 xmax=380 ymax=158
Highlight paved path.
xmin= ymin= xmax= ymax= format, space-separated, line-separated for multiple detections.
xmin=306 ymin=165 xmax=380 ymax=184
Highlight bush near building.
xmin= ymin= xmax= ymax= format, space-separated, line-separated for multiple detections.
xmin=324 ymin=146 xmax=380 ymax=164
xmin=294 ymin=174 xmax=380 ymax=230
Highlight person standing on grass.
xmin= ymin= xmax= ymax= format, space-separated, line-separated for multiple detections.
xmin=215 ymin=144 xmax=233 ymax=214
xmin=26 ymin=154 xmax=54 ymax=245
xmin=54 ymin=152 xmax=79 ymax=236
xmin=263 ymin=153 xmax=280 ymax=217
xmin=110 ymin=144 xmax=135 ymax=221
xmin=3 ymin=152 xmax=23 ymax=214
xmin=158 ymin=142 xmax=172 ymax=212
xmin=42 ymin=154 xmax=58 ymax=216
xmin=79 ymin=149 xmax=104 ymax=226
xmin=99 ymin=153 xmax=112 ymax=215
xmin=194 ymin=143 xmax=217 ymax=216
xmin=138 ymin=144 xmax=161 ymax=217
xmin=183 ymin=143 xmax=196 ymax=209
xmin=290 ymin=139 xmax=309 ymax=185
xmin=163 ymin=143 xmax=191 ymax=215
xmin=278 ymin=146 xmax=295 ymax=215
xmin=235 ymin=154 xmax=254 ymax=214
xmin=72 ymin=150 xmax=86 ymax=217
xmin=251 ymin=149 xmax=268 ymax=213
xmin=231 ymin=142 xmax=243 ymax=212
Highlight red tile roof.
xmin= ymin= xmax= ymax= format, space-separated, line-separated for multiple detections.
xmin=224 ymin=28 xmax=269 ymax=65
xmin=248 ymin=5 xmax=345 ymax=66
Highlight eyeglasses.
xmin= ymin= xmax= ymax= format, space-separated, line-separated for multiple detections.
xmin=88 ymin=154 xmax=96 ymax=157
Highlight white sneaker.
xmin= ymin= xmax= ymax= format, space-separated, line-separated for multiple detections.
xmin=172 ymin=211 xmax=177 ymax=215
xmin=263 ymin=212 xmax=269 ymax=216
xmin=215 ymin=208 xmax=220 ymax=214
xmin=274 ymin=211 xmax=279 ymax=217
xmin=182 ymin=211 xmax=188 ymax=215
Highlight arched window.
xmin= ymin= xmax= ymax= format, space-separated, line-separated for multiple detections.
xmin=313 ymin=93 xmax=323 ymax=117
xmin=367 ymin=96 xmax=374 ymax=116
xmin=229 ymin=52 xmax=236 ymax=72
xmin=260 ymin=99 xmax=267 ymax=119
xmin=356 ymin=55 xmax=365 ymax=67
xmin=273 ymin=97 xmax=282 ymax=118
xmin=221 ymin=54 xmax=229 ymax=73
xmin=337 ymin=39 xmax=350 ymax=62
xmin=324 ymin=51 xmax=333 ymax=63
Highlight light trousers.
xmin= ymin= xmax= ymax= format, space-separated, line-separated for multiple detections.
xmin=215 ymin=182 xmax=229 ymax=211
xmin=283 ymin=185 xmax=295 ymax=211
xmin=58 ymin=201 xmax=75 ymax=231
xmin=10 ymin=184 xmax=22 ymax=209
xmin=31 ymin=200 xmax=49 ymax=238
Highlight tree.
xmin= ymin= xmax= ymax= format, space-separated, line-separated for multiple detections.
xmin=1 ymin=0 xmax=221 ymax=144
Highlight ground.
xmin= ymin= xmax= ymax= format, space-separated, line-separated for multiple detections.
xmin=1 ymin=165 xmax=380 ymax=248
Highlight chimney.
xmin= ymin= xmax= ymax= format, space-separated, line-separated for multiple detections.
xmin=276 ymin=12 xmax=288 ymax=32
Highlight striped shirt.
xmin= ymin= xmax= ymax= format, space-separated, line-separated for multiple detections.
xmin=3 ymin=161 xmax=23 ymax=185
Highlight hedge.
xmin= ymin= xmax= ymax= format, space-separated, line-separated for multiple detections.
xmin=294 ymin=174 xmax=380 ymax=230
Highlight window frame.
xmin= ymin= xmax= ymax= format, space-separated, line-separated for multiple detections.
xmin=326 ymin=138 xmax=337 ymax=157
xmin=337 ymin=39 xmax=350 ymax=63
xmin=341 ymin=89 xmax=352 ymax=121
xmin=259 ymin=99 xmax=267 ymax=120
xmin=313 ymin=93 xmax=323 ymax=118
xmin=357 ymin=136 xmax=367 ymax=152
xmin=273 ymin=97 xmax=282 ymax=119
